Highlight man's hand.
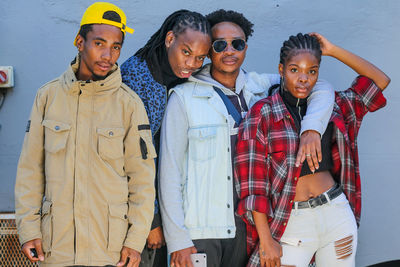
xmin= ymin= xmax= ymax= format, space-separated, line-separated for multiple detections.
xmin=117 ymin=246 xmax=141 ymax=267
xmin=259 ymin=239 xmax=282 ymax=267
xmin=146 ymin=226 xmax=165 ymax=249
xmin=296 ymin=130 xmax=322 ymax=172
xmin=21 ymin=238 xmax=44 ymax=263
xmin=170 ymin=246 xmax=197 ymax=267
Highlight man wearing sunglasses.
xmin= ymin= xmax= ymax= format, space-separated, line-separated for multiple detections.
xmin=159 ymin=9 xmax=334 ymax=267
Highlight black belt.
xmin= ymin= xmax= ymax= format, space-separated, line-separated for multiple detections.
xmin=292 ymin=184 xmax=343 ymax=209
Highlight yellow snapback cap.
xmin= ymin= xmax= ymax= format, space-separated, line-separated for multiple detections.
xmin=74 ymin=2 xmax=134 ymax=45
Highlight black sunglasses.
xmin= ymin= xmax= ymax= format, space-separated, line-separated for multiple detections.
xmin=212 ymin=39 xmax=246 ymax=53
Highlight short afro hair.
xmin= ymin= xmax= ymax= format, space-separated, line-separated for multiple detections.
xmin=206 ymin=9 xmax=254 ymax=41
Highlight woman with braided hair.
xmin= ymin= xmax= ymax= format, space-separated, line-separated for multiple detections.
xmin=235 ymin=33 xmax=390 ymax=267
xmin=120 ymin=10 xmax=211 ymax=267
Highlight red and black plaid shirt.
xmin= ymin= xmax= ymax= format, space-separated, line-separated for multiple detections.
xmin=234 ymin=76 xmax=386 ymax=259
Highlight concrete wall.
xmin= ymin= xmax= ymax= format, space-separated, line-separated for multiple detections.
xmin=1 ymin=0 xmax=399 ymax=265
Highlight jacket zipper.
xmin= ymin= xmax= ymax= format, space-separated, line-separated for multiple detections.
xmin=296 ymin=98 xmax=302 ymax=120
xmin=73 ymin=88 xmax=81 ymax=261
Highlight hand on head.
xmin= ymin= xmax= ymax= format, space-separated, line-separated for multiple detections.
xmin=309 ymin=32 xmax=335 ymax=56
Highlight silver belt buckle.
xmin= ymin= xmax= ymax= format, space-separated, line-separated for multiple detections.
xmin=307 ymin=197 xmax=323 ymax=208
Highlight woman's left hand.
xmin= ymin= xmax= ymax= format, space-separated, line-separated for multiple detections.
xmin=296 ymin=130 xmax=321 ymax=172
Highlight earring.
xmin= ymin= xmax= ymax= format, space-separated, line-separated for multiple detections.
xmin=280 ymin=76 xmax=285 ymax=91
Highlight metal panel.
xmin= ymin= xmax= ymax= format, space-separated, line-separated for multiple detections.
xmin=0 ymin=214 xmax=38 ymax=267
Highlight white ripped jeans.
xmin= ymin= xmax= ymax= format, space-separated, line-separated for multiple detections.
xmin=280 ymin=193 xmax=357 ymax=267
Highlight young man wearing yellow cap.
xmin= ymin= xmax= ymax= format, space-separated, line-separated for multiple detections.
xmin=15 ymin=3 xmax=156 ymax=267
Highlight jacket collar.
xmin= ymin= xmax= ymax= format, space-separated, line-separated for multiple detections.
xmin=62 ymin=54 xmax=122 ymax=96
xmin=190 ymin=64 xmax=248 ymax=98
xmin=269 ymin=86 xmax=293 ymax=123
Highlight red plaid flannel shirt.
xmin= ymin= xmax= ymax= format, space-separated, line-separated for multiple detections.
xmin=234 ymin=76 xmax=386 ymax=258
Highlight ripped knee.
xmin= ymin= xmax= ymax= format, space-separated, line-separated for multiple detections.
xmin=334 ymin=235 xmax=353 ymax=259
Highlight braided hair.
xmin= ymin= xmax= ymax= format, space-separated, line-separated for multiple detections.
xmin=135 ymin=10 xmax=211 ymax=68
xmin=280 ymin=33 xmax=322 ymax=66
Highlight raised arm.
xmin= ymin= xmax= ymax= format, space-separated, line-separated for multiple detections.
xmin=311 ymin=32 xmax=390 ymax=90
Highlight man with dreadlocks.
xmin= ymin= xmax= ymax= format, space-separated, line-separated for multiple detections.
xmin=159 ymin=10 xmax=334 ymax=267
xmin=121 ymin=10 xmax=211 ymax=267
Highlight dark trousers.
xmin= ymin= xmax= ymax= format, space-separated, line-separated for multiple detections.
xmin=140 ymin=245 xmax=168 ymax=267
xmin=192 ymin=221 xmax=248 ymax=267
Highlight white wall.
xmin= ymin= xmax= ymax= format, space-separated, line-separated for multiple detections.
xmin=1 ymin=0 xmax=399 ymax=265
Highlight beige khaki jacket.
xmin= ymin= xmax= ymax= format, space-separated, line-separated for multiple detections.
xmin=15 ymin=57 xmax=156 ymax=266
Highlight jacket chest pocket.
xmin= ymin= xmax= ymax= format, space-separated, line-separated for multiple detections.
xmin=97 ymin=127 xmax=125 ymax=176
xmin=188 ymin=127 xmax=217 ymax=161
xmin=42 ymin=120 xmax=71 ymax=153
xmin=107 ymin=203 xmax=129 ymax=252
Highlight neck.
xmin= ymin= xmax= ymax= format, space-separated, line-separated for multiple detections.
xmin=210 ymin=67 xmax=239 ymax=91
xmin=76 ymin=60 xmax=106 ymax=82
xmin=76 ymin=58 xmax=93 ymax=81
xmin=280 ymin=85 xmax=308 ymax=107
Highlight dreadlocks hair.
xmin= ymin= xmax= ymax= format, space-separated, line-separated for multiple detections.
xmin=78 ymin=11 xmax=125 ymax=45
xmin=280 ymin=33 xmax=322 ymax=66
xmin=206 ymin=9 xmax=254 ymax=41
xmin=134 ymin=9 xmax=211 ymax=63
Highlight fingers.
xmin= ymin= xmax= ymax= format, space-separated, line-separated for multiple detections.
xmin=34 ymin=240 xmax=45 ymax=262
xmin=127 ymin=252 xmax=141 ymax=267
xmin=305 ymin=150 xmax=316 ymax=173
xmin=171 ymin=248 xmax=196 ymax=267
xmin=259 ymin=250 xmax=266 ymax=267
xmin=306 ymin=139 xmax=320 ymax=172
xmin=316 ymin=142 xmax=322 ymax=163
xmin=295 ymin=148 xmax=305 ymax=167
xmin=116 ymin=248 xmax=128 ymax=266
xmin=146 ymin=226 xmax=165 ymax=249
xmin=173 ymin=257 xmax=193 ymax=267
xmin=21 ymin=239 xmax=44 ymax=263
xmin=276 ymin=257 xmax=281 ymax=267
xmin=260 ymin=250 xmax=281 ymax=267
xmin=309 ymin=32 xmax=320 ymax=39
xmin=298 ymin=130 xmax=322 ymax=172
xmin=147 ymin=242 xmax=162 ymax=249
xmin=21 ymin=243 xmax=36 ymax=262
xmin=170 ymin=252 xmax=176 ymax=267
xmin=118 ymin=247 xmax=141 ymax=267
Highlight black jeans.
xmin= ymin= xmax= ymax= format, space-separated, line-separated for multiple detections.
xmin=139 ymin=245 xmax=167 ymax=267
xmin=192 ymin=218 xmax=248 ymax=267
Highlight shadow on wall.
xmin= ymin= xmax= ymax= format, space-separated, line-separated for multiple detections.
xmin=368 ymin=260 xmax=400 ymax=267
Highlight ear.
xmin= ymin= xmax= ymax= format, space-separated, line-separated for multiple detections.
xmin=75 ymin=35 xmax=85 ymax=52
xmin=207 ymin=48 xmax=212 ymax=59
xmin=278 ymin=63 xmax=284 ymax=77
xmin=165 ymin=30 xmax=175 ymax=49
